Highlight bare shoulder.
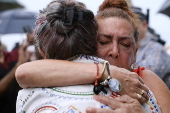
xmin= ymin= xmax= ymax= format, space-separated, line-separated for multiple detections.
xmin=142 ymin=69 xmax=165 ymax=87
xmin=142 ymin=69 xmax=159 ymax=82
xmin=142 ymin=69 xmax=169 ymax=95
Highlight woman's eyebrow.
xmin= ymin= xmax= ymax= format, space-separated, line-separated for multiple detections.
xmin=119 ymin=37 xmax=133 ymax=41
xmin=99 ymin=33 xmax=112 ymax=39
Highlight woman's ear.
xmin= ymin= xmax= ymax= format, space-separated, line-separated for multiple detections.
xmin=38 ymin=47 xmax=47 ymax=59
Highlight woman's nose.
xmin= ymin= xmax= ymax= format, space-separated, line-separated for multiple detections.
xmin=108 ymin=44 xmax=119 ymax=58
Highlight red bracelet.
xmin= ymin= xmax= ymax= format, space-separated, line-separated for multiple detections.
xmin=94 ymin=63 xmax=99 ymax=86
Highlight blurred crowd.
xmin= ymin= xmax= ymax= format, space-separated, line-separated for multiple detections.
xmin=0 ymin=33 xmax=37 ymax=112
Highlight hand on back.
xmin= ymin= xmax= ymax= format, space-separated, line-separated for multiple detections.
xmin=86 ymin=95 xmax=146 ymax=113
xmin=101 ymin=65 xmax=149 ymax=104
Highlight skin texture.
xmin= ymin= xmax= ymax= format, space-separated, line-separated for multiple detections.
xmin=97 ymin=17 xmax=137 ymax=70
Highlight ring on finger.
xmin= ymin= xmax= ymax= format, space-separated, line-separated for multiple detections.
xmin=140 ymin=90 xmax=145 ymax=95
xmin=137 ymin=93 xmax=142 ymax=100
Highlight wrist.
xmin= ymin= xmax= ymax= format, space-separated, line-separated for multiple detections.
xmin=104 ymin=65 xmax=118 ymax=80
xmin=100 ymin=64 xmax=122 ymax=92
xmin=99 ymin=64 xmax=118 ymax=82
xmin=98 ymin=64 xmax=106 ymax=82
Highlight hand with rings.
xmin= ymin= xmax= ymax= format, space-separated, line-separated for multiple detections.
xmin=140 ymin=90 xmax=145 ymax=96
xmin=137 ymin=93 xmax=142 ymax=100
xmin=114 ymin=68 xmax=149 ymax=104
xmin=136 ymin=90 xmax=148 ymax=103
xmin=86 ymin=95 xmax=146 ymax=113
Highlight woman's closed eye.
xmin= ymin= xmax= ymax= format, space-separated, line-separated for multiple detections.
xmin=99 ymin=41 xmax=110 ymax=45
xmin=120 ymin=43 xmax=131 ymax=48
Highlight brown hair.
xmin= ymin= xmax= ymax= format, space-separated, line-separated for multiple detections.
xmin=96 ymin=0 xmax=139 ymax=42
xmin=34 ymin=0 xmax=98 ymax=60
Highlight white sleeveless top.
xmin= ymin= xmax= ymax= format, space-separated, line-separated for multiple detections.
xmin=16 ymin=54 xmax=161 ymax=113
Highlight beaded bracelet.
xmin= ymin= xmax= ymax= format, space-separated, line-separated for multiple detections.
xmin=93 ymin=62 xmax=107 ymax=94
xmin=94 ymin=61 xmax=107 ymax=86
xmin=94 ymin=63 xmax=99 ymax=86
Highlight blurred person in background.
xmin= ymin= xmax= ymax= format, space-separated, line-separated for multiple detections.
xmin=26 ymin=33 xmax=43 ymax=60
xmin=130 ymin=7 xmax=170 ymax=89
xmin=0 ymin=39 xmax=31 ymax=113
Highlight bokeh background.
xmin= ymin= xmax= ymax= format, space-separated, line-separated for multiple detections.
xmin=17 ymin=0 xmax=170 ymax=45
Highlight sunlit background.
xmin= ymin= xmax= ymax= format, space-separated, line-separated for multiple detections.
xmin=0 ymin=0 xmax=169 ymax=52
xmin=17 ymin=0 xmax=170 ymax=46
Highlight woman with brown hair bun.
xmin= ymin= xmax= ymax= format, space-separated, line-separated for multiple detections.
xmin=16 ymin=0 xmax=170 ymax=113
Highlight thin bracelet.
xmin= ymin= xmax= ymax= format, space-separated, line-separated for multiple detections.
xmin=100 ymin=61 xmax=107 ymax=79
xmin=94 ymin=63 xmax=99 ymax=86
xmin=100 ymin=61 xmax=111 ymax=86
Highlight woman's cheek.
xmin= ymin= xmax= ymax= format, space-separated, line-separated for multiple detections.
xmin=97 ymin=46 xmax=106 ymax=57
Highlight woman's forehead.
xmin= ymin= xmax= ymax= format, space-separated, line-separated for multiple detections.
xmin=98 ymin=18 xmax=134 ymax=37
xmin=98 ymin=17 xmax=133 ymax=30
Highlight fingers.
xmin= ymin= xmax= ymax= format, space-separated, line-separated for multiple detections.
xmin=26 ymin=51 xmax=33 ymax=61
xmin=137 ymin=77 xmax=149 ymax=94
xmin=129 ymin=73 xmax=149 ymax=103
xmin=114 ymin=95 xmax=136 ymax=103
xmin=18 ymin=40 xmax=32 ymax=64
xmin=86 ymin=107 xmax=115 ymax=113
xmin=136 ymin=84 xmax=149 ymax=103
xmin=93 ymin=95 xmax=119 ymax=109
xmin=92 ymin=95 xmax=145 ymax=113
xmin=26 ymin=33 xmax=34 ymax=45
xmin=19 ymin=40 xmax=28 ymax=53
xmin=130 ymin=72 xmax=149 ymax=92
xmin=131 ymin=88 xmax=149 ymax=104
xmin=135 ymin=89 xmax=149 ymax=104
xmin=110 ymin=67 xmax=149 ymax=104
xmin=134 ymin=83 xmax=149 ymax=102
xmin=137 ymin=75 xmax=144 ymax=84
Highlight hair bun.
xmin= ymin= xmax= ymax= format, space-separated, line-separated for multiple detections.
xmin=98 ymin=0 xmax=136 ymax=20
xmin=44 ymin=0 xmax=95 ymax=34
xmin=98 ymin=0 xmax=128 ymax=12
xmin=46 ymin=3 xmax=74 ymax=34
xmin=83 ymin=10 xmax=94 ymax=20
